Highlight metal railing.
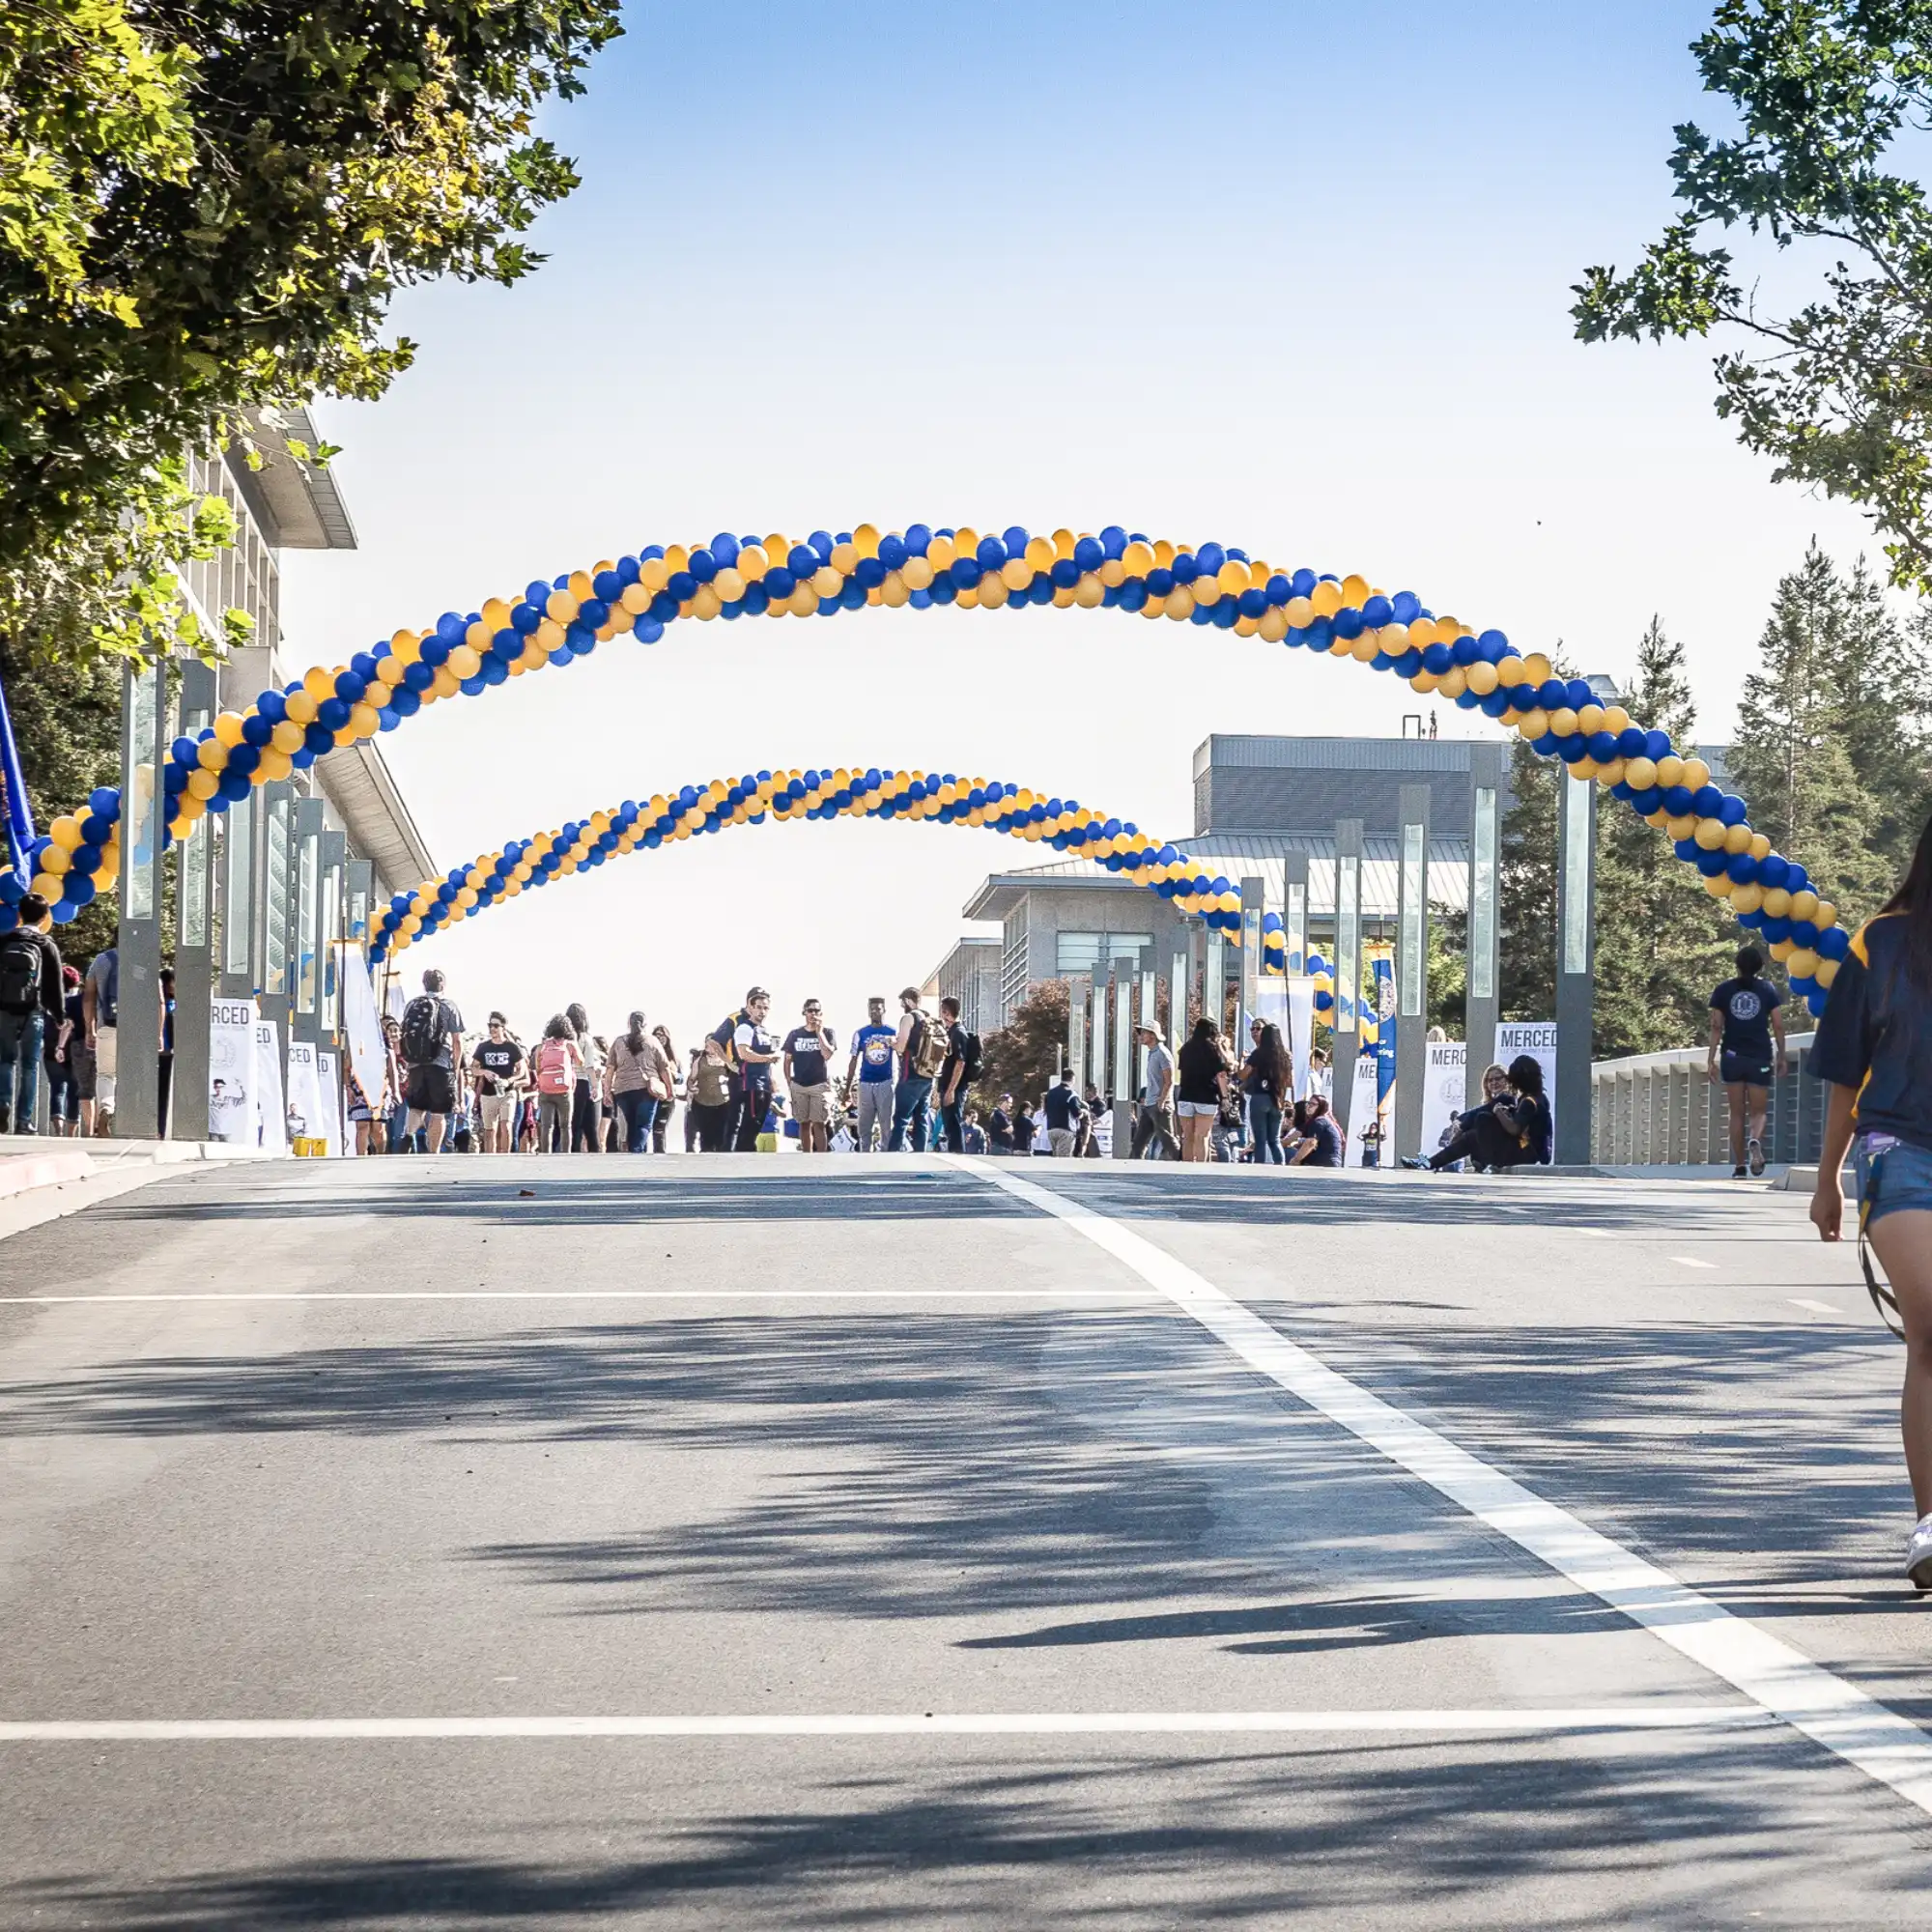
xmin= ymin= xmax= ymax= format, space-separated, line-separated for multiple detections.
xmin=1589 ymin=1033 xmax=1824 ymax=1168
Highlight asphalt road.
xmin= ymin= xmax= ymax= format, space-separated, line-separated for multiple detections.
xmin=1 ymin=1153 xmax=1928 ymax=1928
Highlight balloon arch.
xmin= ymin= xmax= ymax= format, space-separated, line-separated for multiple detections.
xmin=1 ymin=522 xmax=1849 ymax=1016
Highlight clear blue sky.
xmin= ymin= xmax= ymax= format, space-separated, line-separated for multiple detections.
xmin=283 ymin=1 xmax=1878 ymax=1052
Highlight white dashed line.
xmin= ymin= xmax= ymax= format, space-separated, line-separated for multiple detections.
xmin=1669 ymin=1256 xmax=1718 ymax=1269
xmin=1790 ymin=1298 xmax=1843 ymax=1317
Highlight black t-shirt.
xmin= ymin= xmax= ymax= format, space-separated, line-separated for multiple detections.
xmin=471 ymin=1038 xmax=523 ymax=1094
xmin=1042 ymin=1083 xmax=1084 ymax=1131
xmin=404 ymin=994 xmax=464 ymax=1069
xmin=988 ymin=1107 xmax=1012 ymax=1150
xmin=1302 ymin=1116 xmax=1342 ymax=1166
xmin=1711 ymin=975 xmax=1782 ymax=1062
xmin=939 ymin=1021 xmax=968 ymax=1091
xmin=1177 ymin=1036 xmax=1231 ymax=1105
xmin=1501 ymin=1091 xmax=1553 ymax=1165
xmin=1811 ymin=912 xmax=1932 ymax=1153
xmin=782 ymin=1025 xmax=835 ymax=1086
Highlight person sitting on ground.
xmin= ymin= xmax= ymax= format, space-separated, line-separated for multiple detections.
xmin=1708 ymin=944 xmax=1788 ymax=1178
xmin=1404 ymin=1054 xmax=1551 ymax=1172
xmin=1285 ymin=1094 xmax=1342 ymax=1167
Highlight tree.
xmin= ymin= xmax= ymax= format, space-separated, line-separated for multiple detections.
xmin=1499 ymin=735 xmax=1559 ymax=1025
xmin=1591 ymin=617 xmax=1734 ymax=1057
xmin=3 ymin=0 xmax=622 ymax=650
xmin=1573 ymin=1 xmax=1932 ymax=590
xmin=1730 ymin=542 xmax=1895 ymax=921
xmin=1834 ymin=554 xmax=1932 ymax=867
xmin=976 ymin=980 xmax=1071 ymax=1110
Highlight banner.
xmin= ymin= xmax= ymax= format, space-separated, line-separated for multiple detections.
xmin=1348 ymin=1057 xmax=1381 ymax=1166
xmin=286 ymin=1038 xmax=326 ymax=1150
xmin=208 ymin=997 xmax=257 ymax=1145
xmin=1495 ymin=1020 xmax=1558 ymax=1156
xmin=315 ymin=1048 xmax=344 ymax=1157
xmin=1419 ymin=1039 xmax=1468 ymax=1163
xmin=1283 ymin=977 xmax=1315 ymax=1102
xmin=341 ymin=951 xmax=387 ymax=1120
xmin=253 ymin=1020 xmax=287 ymax=1155
xmin=1372 ymin=953 xmax=1397 ymax=1161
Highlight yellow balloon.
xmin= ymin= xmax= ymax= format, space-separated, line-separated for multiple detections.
xmin=197 ymin=737 xmax=226 ymax=770
xmin=284 ymin=689 xmax=318 ymax=725
xmin=446 ymin=644 xmax=481 ymax=679
xmin=1761 ymin=887 xmax=1792 ymax=920
xmin=40 ymin=846 xmax=71 ymax=875
xmin=1789 ymin=889 xmax=1820 ymax=923
xmin=213 ymin=711 xmax=248 ymax=748
xmin=1623 ymin=755 xmax=1657 ymax=790
xmin=1693 ymin=817 xmax=1726 ymax=850
xmin=1816 ymin=957 xmax=1840 ymax=990
xmin=47 ymin=816 xmax=83 ymax=850
xmin=1548 ymin=707 xmax=1578 ymax=736
xmin=1786 ymin=947 xmax=1820 ymax=979
xmin=1730 ymin=882 xmax=1764 ymax=915
xmin=1681 ymin=757 xmax=1711 ymax=791
xmin=1655 ymin=754 xmax=1684 ymax=787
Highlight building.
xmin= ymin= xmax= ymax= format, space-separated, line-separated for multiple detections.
xmin=179 ymin=409 xmax=434 ymax=906
xmin=923 ymin=935 xmax=1004 ymax=1037
xmin=958 ymin=734 xmax=1490 ymax=1029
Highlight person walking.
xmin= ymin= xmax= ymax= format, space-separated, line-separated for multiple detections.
xmin=530 ymin=1014 xmax=582 ymax=1152
xmin=887 ymin=985 xmax=946 ymax=1152
xmin=688 ymin=1035 xmax=736 ymax=1151
xmin=935 ymin=996 xmax=977 ymax=1153
xmin=470 ymin=1012 xmax=525 ymax=1153
xmin=0 ymin=895 xmax=63 ymax=1134
xmin=1176 ymin=1017 xmax=1233 ymax=1163
xmin=563 ymin=1004 xmax=603 ymax=1153
xmin=1134 ymin=1023 xmax=1179 ymax=1160
xmin=1042 ymin=1066 xmax=1086 ymax=1157
xmin=82 ymin=942 xmax=117 ymax=1133
xmin=651 ymin=1026 xmax=678 ymax=1152
xmin=398 ymin=967 xmax=466 ymax=1154
xmin=1242 ymin=1019 xmax=1293 ymax=1164
xmin=844 ymin=996 xmax=897 ymax=1152
xmin=711 ymin=987 xmax=779 ymax=1152
xmin=609 ymin=1010 xmax=673 ymax=1152
xmin=782 ymin=999 xmax=838 ymax=1153
xmin=1708 ymin=945 xmax=1789 ymax=1177
xmin=43 ymin=962 xmax=80 ymax=1135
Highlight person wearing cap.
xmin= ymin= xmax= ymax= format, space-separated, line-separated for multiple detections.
xmin=1133 ymin=1020 xmax=1179 ymax=1160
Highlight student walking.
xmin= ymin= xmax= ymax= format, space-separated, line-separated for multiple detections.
xmin=782 ymin=999 xmax=838 ymax=1153
xmin=1708 ymin=945 xmax=1788 ymax=1177
xmin=1042 ymin=1067 xmax=1086 ymax=1156
xmin=1134 ymin=1022 xmax=1179 ymax=1160
xmin=531 ymin=1015 xmax=582 ymax=1152
xmin=1810 ymin=814 xmax=1932 ymax=1587
xmin=0 ymin=895 xmax=63 ymax=1134
xmin=935 ymin=996 xmax=977 ymax=1153
xmin=652 ymin=1026 xmax=679 ymax=1151
xmin=713 ymin=987 xmax=779 ymax=1152
xmin=688 ymin=1036 xmax=736 ymax=1151
xmin=469 ymin=1012 xmax=525 ymax=1153
xmin=1176 ymin=1017 xmax=1233 ymax=1163
xmin=398 ymin=968 xmax=466 ymax=1154
xmin=609 ymin=1011 xmax=674 ymax=1152
xmin=844 ymin=997 xmax=897 ymax=1152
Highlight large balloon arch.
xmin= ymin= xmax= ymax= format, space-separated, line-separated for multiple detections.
xmin=0 ymin=522 xmax=1850 ymax=1014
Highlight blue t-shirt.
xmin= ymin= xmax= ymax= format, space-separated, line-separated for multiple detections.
xmin=1711 ymin=976 xmax=1782 ymax=1062
xmin=1302 ymin=1116 xmax=1342 ymax=1167
xmin=851 ymin=1023 xmax=896 ymax=1084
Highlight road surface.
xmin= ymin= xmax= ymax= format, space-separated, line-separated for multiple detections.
xmin=1 ymin=1153 xmax=1927 ymax=1927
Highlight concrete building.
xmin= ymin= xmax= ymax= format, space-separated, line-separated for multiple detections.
xmin=959 ymin=733 xmax=1489 ymax=1029
xmin=923 ymin=935 xmax=1004 ymax=1037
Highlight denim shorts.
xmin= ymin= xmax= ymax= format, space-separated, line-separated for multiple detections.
xmin=1858 ymin=1135 xmax=1932 ymax=1227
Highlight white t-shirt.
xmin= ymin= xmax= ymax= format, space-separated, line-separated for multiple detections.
xmin=576 ymin=1036 xmax=604 ymax=1088
xmin=1092 ymin=1107 xmax=1113 ymax=1156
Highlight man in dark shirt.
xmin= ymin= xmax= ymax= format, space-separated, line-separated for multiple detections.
xmin=987 ymin=1094 xmax=1014 ymax=1154
xmin=400 ymin=966 xmax=466 ymax=1153
xmin=781 ymin=999 xmax=838 ymax=1153
xmin=0 ymin=894 xmax=64 ymax=1134
xmin=1708 ymin=945 xmax=1787 ymax=1178
xmin=935 ymin=995 xmax=971 ymax=1153
xmin=470 ymin=1014 xmax=525 ymax=1153
xmin=1041 ymin=1068 xmax=1086 ymax=1156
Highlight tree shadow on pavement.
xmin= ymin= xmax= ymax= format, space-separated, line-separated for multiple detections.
xmin=5 ymin=1739 xmax=1922 ymax=1928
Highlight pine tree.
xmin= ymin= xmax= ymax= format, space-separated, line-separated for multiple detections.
xmin=1834 ymin=557 xmax=1932 ymax=885
xmin=1591 ymin=617 xmax=1733 ymax=1057
xmin=1498 ymin=736 xmax=1558 ymax=1024
xmin=1729 ymin=543 xmax=1892 ymax=924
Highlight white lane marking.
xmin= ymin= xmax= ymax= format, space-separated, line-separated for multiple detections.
xmin=0 ymin=1288 xmax=1151 ymax=1306
xmin=1669 ymin=1256 xmax=1718 ymax=1269
xmin=0 ymin=1707 xmax=1773 ymax=1743
xmin=946 ymin=1156 xmax=1932 ymax=1820
xmin=1790 ymin=1299 xmax=1844 ymax=1317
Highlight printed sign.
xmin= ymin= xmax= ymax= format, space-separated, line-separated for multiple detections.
xmin=1284 ymin=976 xmax=1316 ymax=1102
xmin=1495 ymin=1021 xmax=1558 ymax=1152
xmin=286 ymin=1038 xmax=325 ymax=1151
xmin=1348 ymin=1056 xmax=1383 ymax=1167
xmin=208 ymin=998 xmax=257 ymax=1145
xmin=1418 ymin=1039 xmax=1468 ymax=1162
xmin=315 ymin=1048 xmax=344 ymax=1158
xmin=253 ymin=1020 xmax=287 ymax=1155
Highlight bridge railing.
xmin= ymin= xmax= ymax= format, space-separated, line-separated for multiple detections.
xmin=1587 ymin=1034 xmax=1824 ymax=1168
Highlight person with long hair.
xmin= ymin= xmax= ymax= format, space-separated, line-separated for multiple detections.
xmin=651 ymin=1025 xmax=678 ymax=1152
xmin=1241 ymin=1019 xmax=1293 ymax=1164
xmin=1403 ymin=1054 xmax=1550 ymax=1172
xmin=608 ymin=1010 xmax=674 ymax=1154
xmin=1811 ymin=814 xmax=1932 ymax=1588
xmin=1176 ymin=1016 xmax=1233 ymax=1163
xmin=563 ymin=1003 xmax=603 ymax=1153
xmin=531 ymin=1014 xmax=582 ymax=1153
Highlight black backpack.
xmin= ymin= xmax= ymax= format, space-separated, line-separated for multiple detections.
xmin=0 ymin=932 xmax=43 ymax=1016
xmin=400 ymin=994 xmax=443 ymax=1065
xmin=960 ymin=1030 xmax=983 ymax=1083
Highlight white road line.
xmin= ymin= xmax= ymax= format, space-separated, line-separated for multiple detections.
xmin=0 ymin=1288 xmax=1151 ymax=1306
xmin=0 ymin=1708 xmax=1774 ymax=1743
xmin=1669 ymin=1256 xmax=1718 ymax=1269
xmin=948 ymin=1155 xmax=1932 ymax=1821
xmin=1790 ymin=1298 xmax=1844 ymax=1317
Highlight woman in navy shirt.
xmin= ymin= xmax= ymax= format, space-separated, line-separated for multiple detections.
xmin=1811 ymin=814 xmax=1932 ymax=1588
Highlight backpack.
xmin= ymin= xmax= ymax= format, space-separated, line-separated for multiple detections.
xmin=0 ymin=932 xmax=42 ymax=1016
xmin=400 ymin=994 xmax=443 ymax=1066
xmin=534 ymin=1038 xmax=575 ymax=1095
xmin=910 ymin=1010 xmax=949 ymax=1079
xmin=960 ymin=1030 xmax=983 ymax=1083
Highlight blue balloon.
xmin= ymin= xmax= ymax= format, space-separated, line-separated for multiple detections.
xmin=1361 ymin=594 xmax=1393 ymax=628
xmin=878 ymin=534 xmax=908 ymax=570
xmin=1818 ymin=925 xmax=1852 ymax=960
xmin=1758 ymin=854 xmax=1790 ymax=890
xmin=1662 ymin=784 xmax=1693 ymax=816
xmin=1761 ymin=915 xmax=1793 ymax=944
xmin=1537 ymin=678 xmax=1569 ymax=711
xmin=1073 ymin=536 xmax=1103 ymax=572
xmin=905 ymin=524 xmax=932 ymax=556
xmin=1392 ymin=591 xmax=1422 ymax=624
xmin=1170 ymin=553 xmax=1200 ymax=585
xmin=1477 ymin=629 xmax=1509 ymax=661
xmin=1691 ymin=783 xmax=1723 ymax=817
xmin=1644 ymin=729 xmax=1671 ymax=761
xmin=1618 ymin=726 xmax=1649 ymax=759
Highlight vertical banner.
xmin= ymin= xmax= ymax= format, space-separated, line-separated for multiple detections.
xmin=286 ymin=1038 xmax=325 ymax=1150
xmin=1495 ymin=1021 xmax=1558 ymax=1155
xmin=1372 ymin=953 xmax=1397 ymax=1160
xmin=1419 ymin=1039 xmax=1468 ymax=1162
xmin=208 ymin=997 xmax=258 ymax=1145
xmin=315 ymin=1049 xmax=344 ymax=1157
xmin=341 ymin=950 xmax=386 ymax=1118
xmin=1284 ymin=977 xmax=1315 ymax=1102
xmin=253 ymin=1020 xmax=287 ymax=1155
xmin=1348 ymin=1058 xmax=1380 ymax=1166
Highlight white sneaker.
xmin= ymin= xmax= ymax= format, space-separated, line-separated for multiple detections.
xmin=1907 ymin=1515 xmax=1932 ymax=1593
xmin=1747 ymin=1136 xmax=1767 ymax=1178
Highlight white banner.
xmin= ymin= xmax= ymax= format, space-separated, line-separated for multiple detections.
xmin=341 ymin=952 xmax=386 ymax=1120
xmin=286 ymin=1038 xmax=325 ymax=1149
xmin=1348 ymin=1057 xmax=1382 ymax=1167
xmin=1283 ymin=977 xmax=1315 ymax=1102
xmin=253 ymin=1020 xmax=287 ymax=1155
xmin=208 ymin=998 xmax=257 ymax=1145
xmin=315 ymin=1048 xmax=344 ymax=1158
xmin=1419 ymin=1039 xmax=1468 ymax=1163
xmin=1495 ymin=1021 xmax=1558 ymax=1151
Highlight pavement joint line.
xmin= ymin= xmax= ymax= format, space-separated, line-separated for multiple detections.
xmin=0 ymin=1708 xmax=1778 ymax=1743
xmin=941 ymin=1153 xmax=1932 ymax=1823
xmin=1669 ymin=1256 xmax=1719 ymax=1269
xmin=1790 ymin=1298 xmax=1844 ymax=1316
xmin=0 ymin=1288 xmax=1158 ymax=1305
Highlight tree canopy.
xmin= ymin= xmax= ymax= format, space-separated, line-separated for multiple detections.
xmin=1574 ymin=0 xmax=1932 ymax=589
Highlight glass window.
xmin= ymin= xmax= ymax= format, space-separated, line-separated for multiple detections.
xmin=1056 ymin=931 xmax=1152 ymax=978
xmin=1399 ymin=823 xmax=1425 ymax=1018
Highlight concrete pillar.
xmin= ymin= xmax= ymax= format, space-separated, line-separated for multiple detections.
xmin=1110 ymin=951 xmax=1134 ymax=1158
xmin=1088 ymin=966 xmax=1108 ymax=1102
xmin=1066 ymin=973 xmax=1089 ymax=1097
xmin=1204 ymin=929 xmax=1227 ymax=1040
xmin=1394 ymin=785 xmax=1430 ymax=1161
xmin=1331 ymin=818 xmax=1363 ymax=1134
xmin=1463 ymin=743 xmax=1503 ymax=1111
xmin=1169 ymin=947 xmax=1187 ymax=1053
xmin=321 ymin=829 xmax=346 ymax=1050
xmin=1554 ymin=769 xmax=1597 ymax=1164
xmin=290 ymin=797 xmax=325 ymax=1046
xmin=1237 ymin=876 xmax=1264 ymax=1042
xmin=1283 ymin=851 xmax=1309 ymax=975
xmin=114 ymin=660 xmax=169 ymax=1137
xmin=1137 ymin=952 xmax=1156 ymax=1100
xmin=171 ymin=660 xmax=219 ymax=1141
xmin=256 ymin=781 xmax=294 ymax=1058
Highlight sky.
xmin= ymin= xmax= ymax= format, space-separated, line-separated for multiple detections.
xmin=280 ymin=0 xmax=1884 ymax=1056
